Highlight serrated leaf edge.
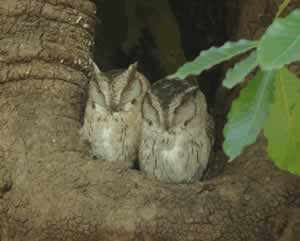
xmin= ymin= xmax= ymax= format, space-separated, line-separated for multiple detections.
xmin=223 ymin=50 xmax=258 ymax=89
xmin=258 ymin=9 xmax=300 ymax=70
xmin=168 ymin=39 xmax=258 ymax=80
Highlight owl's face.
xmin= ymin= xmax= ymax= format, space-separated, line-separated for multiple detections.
xmin=141 ymin=79 xmax=207 ymax=135
xmin=89 ymin=63 xmax=150 ymax=115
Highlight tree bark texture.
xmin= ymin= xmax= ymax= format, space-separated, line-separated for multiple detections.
xmin=0 ymin=0 xmax=299 ymax=241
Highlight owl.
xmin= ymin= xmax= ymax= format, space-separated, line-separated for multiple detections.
xmin=139 ymin=78 xmax=214 ymax=183
xmin=80 ymin=62 xmax=150 ymax=167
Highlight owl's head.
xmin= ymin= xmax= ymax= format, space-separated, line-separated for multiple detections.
xmin=89 ymin=62 xmax=150 ymax=113
xmin=142 ymin=78 xmax=208 ymax=133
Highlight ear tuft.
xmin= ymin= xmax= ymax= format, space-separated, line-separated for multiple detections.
xmin=126 ymin=62 xmax=138 ymax=81
xmin=92 ymin=61 xmax=102 ymax=75
xmin=92 ymin=61 xmax=104 ymax=84
xmin=185 ymin=86 xmax=198 ymax=94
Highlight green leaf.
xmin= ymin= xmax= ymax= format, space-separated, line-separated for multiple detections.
xmin=275 ymin=0 xmax=291 ymax=18
xmin=223 ymin=50 xmax=258 ymax=89
xmin=264 ymin=68 xmax=300 ymax=174
xmin=258 ymin=9 xmax=300 ymax=70
xmin=223 ymin=70 xmax=276 ymax=161
xmin=168 ymin=40 xmax=258 ymax=80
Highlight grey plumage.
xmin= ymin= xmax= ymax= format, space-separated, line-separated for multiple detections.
xmin=80 ymin=62 xmax=150 ymax=167
xmin=139 ymin=78 xmax=214 ymax=183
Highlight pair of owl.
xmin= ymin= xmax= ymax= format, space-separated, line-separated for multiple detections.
xmin=80 ymin=62 xmax=214 ymax=183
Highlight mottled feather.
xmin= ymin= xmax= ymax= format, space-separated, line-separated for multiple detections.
xmin=80 ymin=62 xmax=150 ymax=167
xmin=139 ymin=78 xmax=214 ymax=183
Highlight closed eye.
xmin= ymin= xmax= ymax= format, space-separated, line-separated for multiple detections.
xmin=147 ymin=120 xmax=153 ymax=126
xmin=173 ymin=98 xmax=197 ymax=127
xmin=142 ymin=94 xmax=160 ymax=127
xmin=183 ymin=117 xmax=194 ymax=127
xmin=119 ymin=77 xmax=142 ymax=107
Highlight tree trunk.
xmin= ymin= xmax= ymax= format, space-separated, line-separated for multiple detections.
xmin=0 ymin=0 xmax=299 ymax=241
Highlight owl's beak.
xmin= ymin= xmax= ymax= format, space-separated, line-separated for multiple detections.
xmin=164 ymin=121 xmax=170 ymax=132
xmin=110 ymin=104 xmax=120 ymax=113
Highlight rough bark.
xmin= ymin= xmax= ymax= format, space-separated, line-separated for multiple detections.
xmin=0 ymin=0 xmax=299 ymax=241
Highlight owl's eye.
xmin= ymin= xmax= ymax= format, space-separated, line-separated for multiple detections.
xmin=89 ymin=80 xmax=107 ymax=107
xmin=119 ymin=74 xmax=142 ymax=107
xmin=142 ymin=93 xmax=161 ymax=127
xmin=173 ymin=96 xmax=196 ymax=128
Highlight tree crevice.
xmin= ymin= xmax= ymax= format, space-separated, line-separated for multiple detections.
xmin=0 ymin=0 xmax=300 ymax=241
